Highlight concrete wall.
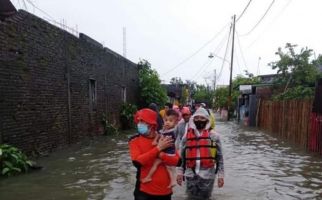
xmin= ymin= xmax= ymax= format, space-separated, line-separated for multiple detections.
xmin=0 ymin=10 xmax=139 ymax=154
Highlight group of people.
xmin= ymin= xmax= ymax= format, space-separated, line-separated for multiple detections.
xmin=128 ymin=103 xmax=224 ymax=200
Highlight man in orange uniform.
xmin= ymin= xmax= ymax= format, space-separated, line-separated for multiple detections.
xmin=129 ymin=108 xmax=181 ymax=200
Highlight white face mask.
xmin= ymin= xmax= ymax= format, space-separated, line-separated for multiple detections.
xmin=137 ymin=122 xmax=149 ymax=135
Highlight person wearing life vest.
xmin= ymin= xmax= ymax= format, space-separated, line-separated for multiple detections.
xmin=176 ymin=107 xmax=224 ymax=200
xmin=129 ymin=108 xmax=181 ymax=200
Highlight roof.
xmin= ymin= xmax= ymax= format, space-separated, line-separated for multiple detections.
xmin=162 ymin=84 xmax=186 ymax=98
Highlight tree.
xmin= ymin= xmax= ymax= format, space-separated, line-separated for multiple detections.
xmin=213 ymin=73 xmax=260 ymax=109
xmin=192 ymin=84 xmax=214 ymax=107
xmin=138 ymin=60 xmax=167 ymax=108
xmin=269 ymin=43 xmax=321 ymax=99
xmin=170 ymin=77 xmax=183 ymax=85
xmin=213 ymin=86 xmax=229 ymax=109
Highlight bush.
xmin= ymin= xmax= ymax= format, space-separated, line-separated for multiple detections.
xmin=120 ymin=103 xmax=137 ymax=129
xmin=272 ymin=86 xmax=314 ymax=100
xmin=0 ymin=144 xmax=32 ymax=176
xmin=101 ymin=113 xmax=119 ymax=135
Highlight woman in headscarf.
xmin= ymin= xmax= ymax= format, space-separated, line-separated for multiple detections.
xmin=176 ymin=108 xmax=224 ymax=200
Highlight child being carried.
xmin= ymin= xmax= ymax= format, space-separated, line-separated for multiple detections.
xmin=141 ymin=109 xmax=178 ymax=188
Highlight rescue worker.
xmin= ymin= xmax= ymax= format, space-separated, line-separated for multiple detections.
xmin=129 ymin=108 xmax=181 ymax=200
xmin=176 ymin=108 xmax=224 ymax=200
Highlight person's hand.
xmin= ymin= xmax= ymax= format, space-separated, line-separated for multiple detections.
xmin=176 ymin=174 xmax=184 ymax=186
xmin=218 ymin=178 xmax=224 ymax=188
xmin=156 ymin=135 xmax=173 ymax=151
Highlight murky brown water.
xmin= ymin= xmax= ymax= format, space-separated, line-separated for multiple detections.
xmin=1 ymin=121 xmax=322 ymax=200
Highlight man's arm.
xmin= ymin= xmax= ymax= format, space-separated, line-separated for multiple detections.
xmin=211 ymin=132 xmax=224 ymax=178
xmin=159 ymin=152 xmax=181 ymax=166
xmin=129 ymin=140 xmax=159 ymax=166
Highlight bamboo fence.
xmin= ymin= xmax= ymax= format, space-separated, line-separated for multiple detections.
xmin=257 ymin=99 xmax=313 ymax=148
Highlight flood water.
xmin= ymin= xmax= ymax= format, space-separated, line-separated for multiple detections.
xmin=1 ymin=121 xmax=322 ymax=200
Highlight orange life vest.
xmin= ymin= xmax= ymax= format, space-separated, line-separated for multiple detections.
xmin=184 ymin=128 xmax=216 ymax=169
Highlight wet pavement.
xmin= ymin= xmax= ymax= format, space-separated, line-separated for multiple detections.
xmin=1 ymin=121 xmax=322 ymax=200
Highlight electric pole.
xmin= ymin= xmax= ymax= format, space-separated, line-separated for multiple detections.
xmin=228 ymin=15 xmax=236 ymax=120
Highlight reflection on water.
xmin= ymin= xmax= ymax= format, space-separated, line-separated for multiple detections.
xmin=0 ymin=122 xmax=322 ymax=200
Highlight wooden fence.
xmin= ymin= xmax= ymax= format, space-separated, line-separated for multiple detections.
xmin=257 ymin=99 xmax=313 ymax=148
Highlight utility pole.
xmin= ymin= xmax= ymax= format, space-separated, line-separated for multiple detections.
xmin=228 ymin=15 xmax=236 ymax=120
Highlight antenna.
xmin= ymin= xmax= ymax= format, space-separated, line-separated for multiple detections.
xmin=123 ymin=27 xmax=127 ymax=58
xmin=257 ymin=57 xmax=261 ymax=75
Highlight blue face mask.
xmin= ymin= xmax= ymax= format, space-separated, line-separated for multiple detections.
xmin=137 ymin=123 xmax=149 ymax=135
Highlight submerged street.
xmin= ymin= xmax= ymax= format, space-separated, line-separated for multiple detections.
xmin=1 ymin=121 xmax=322 ymax=200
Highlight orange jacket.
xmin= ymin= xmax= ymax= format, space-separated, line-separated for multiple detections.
xmin=129 ymin=134 xmax=180 ymax=196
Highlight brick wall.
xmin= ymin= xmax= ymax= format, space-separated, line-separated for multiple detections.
xmin=0 ymin=10 xmax=139 ymax=154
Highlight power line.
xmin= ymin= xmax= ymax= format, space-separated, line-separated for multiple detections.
xmin=239 ymin=0 xmax=275 ymax=37
xmin=162 ymin=22 xmax=230 ymax=76
xmin=191 ymin=59 xmax=213 ymax=81
xmin=235 ymin=30 xmax=249 ymax=72
xmin=217 ymin=23 xmax=232 ymax=82
xmin=24 ymin=0 xmax=79 ymax=35
xmin=246 ymin=0 xmax=292 ymax=48
xmin=234 ymin=50 xmax=242 ymax=75
xmin=236 ymin=0 xmax=252 ymax=22
xmin=25 ymin=0 xmax=54 ymax=20
xmin=191 ymin=26 xmax=231 ymax=82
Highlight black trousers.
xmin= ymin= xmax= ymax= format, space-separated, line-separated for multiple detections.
xmin=134 ymin=190 xmax=172 ymax=200
xmin=186 ymin=175 xmax=215 ymax=200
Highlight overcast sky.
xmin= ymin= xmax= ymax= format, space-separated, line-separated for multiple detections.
xmin=11 ymin=0 xmax=322 ymax=86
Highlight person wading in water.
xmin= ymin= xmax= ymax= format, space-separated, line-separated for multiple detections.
xmin=176 ymin=107 xmax=224 ymax=200
xmin=129 ymin=108 xmax=181 ymax=200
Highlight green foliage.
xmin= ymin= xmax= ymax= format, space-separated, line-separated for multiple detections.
xmin=0 ymin=144 xmax=32 ymax=176
xmin=120 ymin=103 xmax=137 ymax=129
xmin=213 ymin=74 xmax=260 ymax=109
xmin=138 ymin=60 xmax=167 ymax=108
xmin=192 ymin=84 xmax=214 ymax=107
xmin=272 ymin=86 xmax=314 ymax=100
xmin=170 ymin=77 xmax=183 ymax=85
xmin=269 ymin=43 xmax=321 ymax=100
xmin=270 ymin=43 xmax=319 ymax=86
xmin=101 ymin=113 xmax=119 ymax=135
xmin=214 ymin=86 xmax=229 ymax=108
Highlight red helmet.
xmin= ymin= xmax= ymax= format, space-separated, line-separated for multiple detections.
xmin=134 ymin=108 xmax=157 ymax=126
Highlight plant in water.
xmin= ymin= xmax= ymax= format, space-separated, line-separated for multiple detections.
xmin=120 ymin=103 xmax=137 ymax=129
xmin=0 ymin=144 xmax=32 ymax=176
xmin=101 ymin=113 xmax=119 ymax=135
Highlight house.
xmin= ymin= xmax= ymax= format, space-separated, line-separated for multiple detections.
xmin=162 ymin=84 xmax=190 ymax=105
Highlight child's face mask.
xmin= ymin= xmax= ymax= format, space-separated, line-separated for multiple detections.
xmin=137 ymin=122 xmax=149 ymax=135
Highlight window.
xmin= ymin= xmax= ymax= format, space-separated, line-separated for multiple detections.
xmin=89 ymin=79 xmax=97 ymax=111
xmin=122 ymin=87 xmax=127 ymax=103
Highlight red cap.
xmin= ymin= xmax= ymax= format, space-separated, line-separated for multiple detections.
xmin=181 ymin=106 xmax=191 ymax=115
xmin=134 ymin=108 xmax=157 ymax=126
